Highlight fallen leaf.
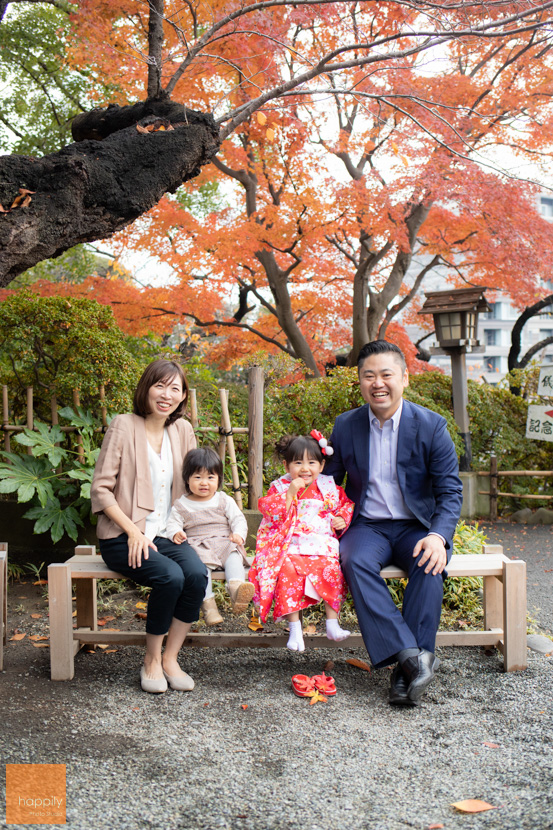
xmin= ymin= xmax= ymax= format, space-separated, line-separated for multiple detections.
xmin=305 ymin=624 xmax=317 ymax=635
xmin=323 ymin=660 xmax=334 ymax=673
xmin=248 ymin=613 xmax=264 ymax=632
xmin=135 ymin=612 xmax=147 ymax=620
xmin=136 ymin=124 xmax=150 ymax=134
xmin=241 ymin=704 xmax=248 ymax=710
xmin=102 ymin=627 xmax=120 ymax=631
xmin=104 ymin=649 xmax=118 ymax=654
xmin=482 ymin=742 xmax=500 ymax=749
xmin=308 ymin=690 xmax=328 ymax=705
xmin=29 ymin=635 xmax=49 ymax=641
xmin=427 ymin=824 xmax=444 ymax=829
xmin=32 ymin=642 xmax=49 ymax=648
xmin=33 ymin=579 xmax=48 ymax=586
xmin=451 ymin=799 xmax=497 ymax=813
xmin=135 ymin=602 xmax=147 ymax=610
xmin=0 ymin=203 xmax=7 ymax=213
xmin=103 ymin=615 xmax=115 ymax=622
xmin=97 ymin=644 xmax=109 ymax=649
xmin=10 ymin=633 xmax=26 ymax=641
xmin=346 ymin=657 xmax=372 ymax=672
xmin=257 ymin=112 xmax=267 ymax=125
xmin=30 ymin=613 xmax=42 ymax=619
xmin=132 ymin=707 xmax=140 ymax=711
xmin=72 ymin=610 xmax=77 ymax=617
xmin=97 ymin=618 xmax=107 ymax=626
xmin=203 ymin=702 xmax=209 ymax=707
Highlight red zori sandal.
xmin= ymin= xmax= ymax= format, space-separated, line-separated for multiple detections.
xmin=311 ymin=672 xmax=337 ymax=696
xmin=291 ymin=674 xmax=316 ymax=697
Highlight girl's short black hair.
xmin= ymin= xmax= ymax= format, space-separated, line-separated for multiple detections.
xmin=133 ymin=359 xmax=189 ymax=425
xmin=182 ymin=447 xmax=223 ymax=493
xmin=275 ymin=434 xmax=325 ymax=465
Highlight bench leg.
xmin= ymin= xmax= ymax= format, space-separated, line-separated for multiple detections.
xmin=48 ymin=563 xmax=75 ymax=681
xmin=75 ymin=578 xmax=97 ymax=630
xmin=0 ymin=547 xmax=6 ymax=671
xmin=502 ymin=559 xmax=527 ymax=672
xmin=483 ymin=575 xmax=503 ymax=631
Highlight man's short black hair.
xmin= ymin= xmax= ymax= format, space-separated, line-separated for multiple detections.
xmin=357 ymin=340 xmax=406 ymax=372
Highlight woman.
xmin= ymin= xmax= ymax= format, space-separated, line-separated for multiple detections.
xmin=91 ymin=359 xmax=208 ymax=694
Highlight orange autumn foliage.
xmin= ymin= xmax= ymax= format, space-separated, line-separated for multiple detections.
xmin=29 ymin=2 xmax=553 ymax=372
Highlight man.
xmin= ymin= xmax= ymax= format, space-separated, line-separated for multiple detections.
xmin=325 ymin=340 xmax=463 ymax=706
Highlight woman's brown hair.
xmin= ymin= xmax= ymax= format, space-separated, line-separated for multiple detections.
xmin=133 ymin=359 xmax=189 ymax=425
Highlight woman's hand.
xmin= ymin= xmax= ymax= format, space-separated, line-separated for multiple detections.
xmin=229 ymin=533 xmax=244 ymax=546
xmin=331 ymin=515 xmax=346 ymax=531
xmin=172 ymin=531 xmax=187 ymax=545
xmin=127 ymin=531 xmax=157 ymax=569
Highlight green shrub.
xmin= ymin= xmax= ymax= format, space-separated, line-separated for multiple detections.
xmin=0 ymin=291 xmax=141 ymax=421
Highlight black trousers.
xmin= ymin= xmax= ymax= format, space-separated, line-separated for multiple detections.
xmin=99 ymin=534 xmax=208 ymax=636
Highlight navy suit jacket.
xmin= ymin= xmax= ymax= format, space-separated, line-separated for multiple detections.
xmin=325 ymin=399 xmax=463 ymax=552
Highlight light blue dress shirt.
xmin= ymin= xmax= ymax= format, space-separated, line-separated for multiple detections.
xmin=361 ymin=401 xmax=414 ymax=521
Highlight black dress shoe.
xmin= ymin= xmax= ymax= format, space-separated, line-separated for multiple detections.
xmin=389 ymin=664 xmax=418 ymax=707
xmin=400 ymin=649 xmax=440 ymax=702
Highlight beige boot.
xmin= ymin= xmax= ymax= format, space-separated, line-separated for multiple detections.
xmin=228 ymin=579 xmax=255 ymax=615
xmin=202 ymin=596 xmax=223 ymax=626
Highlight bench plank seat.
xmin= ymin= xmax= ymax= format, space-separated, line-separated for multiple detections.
xmin=48 ymin=543 xmax=527 ymax=680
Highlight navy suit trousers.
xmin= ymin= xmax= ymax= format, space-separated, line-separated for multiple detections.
xmin=340 ymin=517 xmax=446 ymax=668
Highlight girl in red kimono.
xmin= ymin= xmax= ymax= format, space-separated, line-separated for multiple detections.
xmin=249 ymin=432 xmax=354 ymax=652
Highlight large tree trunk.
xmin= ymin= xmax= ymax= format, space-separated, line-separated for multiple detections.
xmin=0 ymin=101 xmax=219 ymax=284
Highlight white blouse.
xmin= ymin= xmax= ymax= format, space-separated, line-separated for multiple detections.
xmin=144 ymin=430 xmax=174 ymax=540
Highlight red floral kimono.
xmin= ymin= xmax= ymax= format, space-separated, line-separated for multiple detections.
xmin=249 ymin=474 xmax=354 ymax=622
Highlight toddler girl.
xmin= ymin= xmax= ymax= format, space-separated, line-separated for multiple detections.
xmin=167 ymin=447 xmax=253 ymax=625
xmin=249 ymin=432 xmax=354 ymax=652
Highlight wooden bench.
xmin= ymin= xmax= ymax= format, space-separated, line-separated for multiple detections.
xmin=0 ymin=543 xmax=6 ymax=671
xmin=48 ymin=543 xmax=527 ymax=680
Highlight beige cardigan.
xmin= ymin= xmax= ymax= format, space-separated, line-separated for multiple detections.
xmin=90 ymin=413 xmax=196 ymax=540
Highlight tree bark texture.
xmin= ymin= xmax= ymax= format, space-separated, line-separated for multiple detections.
xmin=0 ymin=102 xmax=219 ymax=284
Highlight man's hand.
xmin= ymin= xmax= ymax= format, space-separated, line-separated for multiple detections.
xmin=413 ymin=535 xmax=447 ymax=575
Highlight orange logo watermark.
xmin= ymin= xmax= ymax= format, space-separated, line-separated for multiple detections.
xmin=6 ymin=764 xmax=66 ymax=825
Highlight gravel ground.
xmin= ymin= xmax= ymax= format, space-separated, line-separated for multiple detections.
xmin=1 ymin=523 xmax=552 ymax=830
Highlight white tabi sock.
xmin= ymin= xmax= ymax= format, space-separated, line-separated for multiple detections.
xmin=286 ymin=620 xmax=305 ymax=652
xmin=326 ymin=618 xmax=351 ymax=641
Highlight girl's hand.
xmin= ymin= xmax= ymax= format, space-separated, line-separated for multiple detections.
xmin=172 ymin=531 xmax=187 ymax=545
xmin=127 ymin=531 xmax=157 ymax=569
xmin=229 ymin=533 xmax=244 ymax=546
xmin=331 ymin=515 xmax=346 ymax=531
xmin=288 ymin=477 xmax=306 ymax=497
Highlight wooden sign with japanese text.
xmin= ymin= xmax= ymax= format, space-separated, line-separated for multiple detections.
xmin=537 ymin=365 xmax=553 ymax=397
xmin=526 ymin=405 xmax=553 ymax=442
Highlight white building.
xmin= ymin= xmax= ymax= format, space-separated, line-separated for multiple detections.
xmin=404 ymin=194 xmax=553 ymax=384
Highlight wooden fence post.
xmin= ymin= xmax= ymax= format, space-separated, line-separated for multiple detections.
xmin=219 ymin=389 xmax=243 ymax=509
xmin=490 ymin=454 xmax=498 ymax=521
xmin=26 ymin=387 xmax=33 ymax=455
xmin=2 ymin=386 xmax=10 ymax=452
xmin=248 ymin=366 xmax=264 ymax=509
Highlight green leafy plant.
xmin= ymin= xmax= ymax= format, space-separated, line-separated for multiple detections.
xmin=0 ymin=406 xmax=106 ymax=543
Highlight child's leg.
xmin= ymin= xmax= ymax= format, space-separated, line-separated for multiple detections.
xmin=285 ymin=611 xmax=305 ymax=652
xmin=325 ymin=601 xmax=351 ymax=641
xmin=204 ymin=568 xmax=214 ymax=600
xmin=202 ymin=567 xmax=223 ymax=625
xmin=225 ymin=552 xmax=254 ymax=614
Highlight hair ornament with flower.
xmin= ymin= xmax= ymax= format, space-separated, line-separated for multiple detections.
xmin=310 ymin=429 xmax=334 ymax=456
